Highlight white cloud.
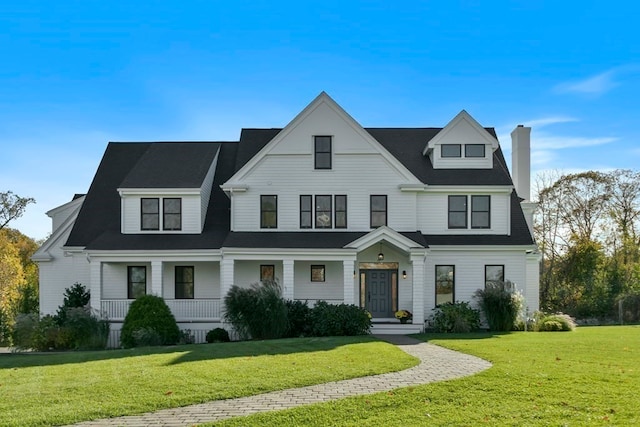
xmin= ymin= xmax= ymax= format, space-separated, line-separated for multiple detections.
xmin=533 ymin=134 xmax=617 ymax=149
xmin=555 ymin=70 xmax=619 ymax=96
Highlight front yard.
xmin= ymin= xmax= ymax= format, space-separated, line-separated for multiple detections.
xmin=0 ymin=336 xmax=417 ymax=427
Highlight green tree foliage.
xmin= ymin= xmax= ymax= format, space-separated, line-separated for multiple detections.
xmin=120 ymin=295 xmax=180 ymax=348
xmin=535 ymin=169 xmax=640 ymax=319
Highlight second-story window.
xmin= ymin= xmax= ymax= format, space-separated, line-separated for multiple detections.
xmin=260 ymin=195 xmax=277 ymax=228
xmin=335 ymin=195 xmax=347 ymax=228
xmin=141 ymin=198 xmax=160 ymax=230
xmin=315 ymin=195 xmax=332 ymax=228
xmin=448 ymin=195 xmax=467 ymax=229
xmin=370 ymin=195 xmax=387 ymax=228
xmin=314 ymin=136 xmax=332 ymax=169
xmin=471 ymin=195 xmax=490 ymax=229
xmin=163 ymin=198 xmax=182 ymax=230
xmin=300 ymin=195 xmax=312 ymax=229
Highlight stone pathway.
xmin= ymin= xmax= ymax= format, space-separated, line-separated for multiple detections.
xmin=71 ymin=336 xmax=491 ymax=426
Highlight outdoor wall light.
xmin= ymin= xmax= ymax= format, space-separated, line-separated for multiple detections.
xmin=402 ymin=270 xmax=407 ymax=279
xmin=377 ymin=243 xmax=384 ymax=261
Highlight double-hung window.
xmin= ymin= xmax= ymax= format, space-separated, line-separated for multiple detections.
xmin=485 ymin=265 xmax=504 ymax=288
xmin=315 ymin=195 xmax=332 ymax=228
xmin=163 ymin=198 xmax=182 ymax=230
xmin=335 ymin=195 xmax=347 ymax=228
xmin=435 ymin=265 xmax=454 ymax=306
xmin=300 ymin=195 xmax=347 ymax=229
xmin=300 ymin=195 xmax=312 ymax=229
xmin=370 ymin=195 xmax=387 ymax=228
xmin=175 ymin=266 xmax=194 ymax=299
xmin=471 ymin=195 xmax=490 ymax=229
xmin=260 ymin=195 xmax=277 ymax=228
xmin=127 ymin=266 xmax=146 ymax=299
xmin=141 ymin=198 xmax=159 ymax=230
xmin=314 ymin=136 xmax=332 ymax=169
xmin=448 ymin=196 xmax=467 ymax=229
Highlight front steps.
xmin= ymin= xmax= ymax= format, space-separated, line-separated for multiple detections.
xmin=371 ymin=322 xmax=423 ymax=335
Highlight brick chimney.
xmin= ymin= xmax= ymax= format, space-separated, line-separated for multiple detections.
xmin=511 ymin=124 xmax=531 ymax=201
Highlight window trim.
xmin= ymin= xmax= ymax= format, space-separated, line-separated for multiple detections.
xmin=141 ymin=198 xmax=160 ymax=231
xmin=435 ymin=265 xmax=455 ymax=306
xmin=314 ymin=135 xmax=332 ymax=170
xmin=162 ymin=198 xmax=182 ymax=231
xmin=485 ymin=265 xmax=505 ymax=289
xmin=370 ymin=195 xmax=387 ymax=228
xmin=441 ymin=144 xmax=462 ymax=158
xmin=471 ymin=195 xmax=491 ymax=229
xmin=260 ymin=264 xmax=275 ymax=282
xmin=448 ymin=195 xmax=468 ymax=229
xmin=127 ymin=266 xmax=147 ymax=299
xmin=311 ymin=265 xmax=326 ymax=282
xmin=260 ymin=195 xmax=278 ymax=229
xmin=334 ymin=195 xmax=347 ymax=229
xmin=465 ymin=144 xmax=486 ymax=158
xmin=175 ymin=266 xmax=194 ymax=299
xmin=315 ymin=195 xmax=333 ymax=229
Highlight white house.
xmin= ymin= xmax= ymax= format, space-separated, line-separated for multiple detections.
xmin=33 ymin=92 xmax=539 ymax=344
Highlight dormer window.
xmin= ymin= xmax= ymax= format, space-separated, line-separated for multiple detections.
xmin=441 ymin=144 xmax=461 ymax=158
xmin=140 ymin=197 xmax=181 ymax=231
xmin=314 ymin=136 xmax=332 ymax=169
xmin=465 ymin=144 xmax=485 ymax=157
xmin=163 ymin=198 xmax=182 ymax=231
xmin=141 ymin=198 xmax=160 ymax=230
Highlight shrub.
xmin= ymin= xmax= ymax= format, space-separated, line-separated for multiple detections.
xmin=474 ymin=281 xmax=523 ymax=331
xmin=11 ymin=313 xmax=39 ymax=350
xmin=224 ymin=280 xmax=288 ymax=340
xmin=120 ymin=295 xmax=180 ymax=348
xmin=56 ymin=283 xmax=91 ymax=325
xmin=131 ymin=327 xmax=163 ymax=346
xmin=206 ymin=328 xmax=231 ymax=343
xmin=536 ymin=313 xmax=577 ymax=332
xmin=309 ymin=301 xmax=371 ymax=336
xmin=429 ymin=301 xmax=481 ymax=333
xmin=59 ymin=307 xmax=109 ymax=350
xmin=284 ymin=299 xmax=312 ymax=338
xmin=178 ymin=329 xmax=195 ymax=345
xmin=617 ymin=291 xmax=640 ymax=323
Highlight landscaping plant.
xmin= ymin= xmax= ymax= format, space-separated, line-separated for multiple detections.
xmin=429 ymin=301 xmax=480 ymax=333
xmin=120 ymin=295 xmax=180 ymax=347
xmin=474 ymin=280 xmax=523 ymax=331
xmin=309 ymin=301 xmax=371 ymax=336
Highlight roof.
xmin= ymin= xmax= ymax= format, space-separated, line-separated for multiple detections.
xmin=66 ymin=126 xmax=533 ymax=251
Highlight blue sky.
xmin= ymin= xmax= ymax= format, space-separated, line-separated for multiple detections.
xmin=1 ymin=1 xmax=638 ymax=239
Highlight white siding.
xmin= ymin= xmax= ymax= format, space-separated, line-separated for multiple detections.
xmin=162 ymin=262 xmax=220 ymax=299
xmin=417 ymin=192 xmax=509 ymax=234
xmin=429 ymin=116 xmax=494 ymax=170
xmin=424 ymin=249 xmax=527 ymax=315
xmin=101 ymin=262 xmax=150 ymax=299
xmin=233 ymin=260 xmax=283 ymax=289
xmin=121 ymin=194 xmax=202 ymax=234
xmin=293 ymin=261 xmax=343 ymax=301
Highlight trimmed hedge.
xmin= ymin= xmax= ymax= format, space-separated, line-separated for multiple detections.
xmin=429 ymin=301 xmax=480 ymax=333
xmin=309 ymin=301 xmax=371 ymax=336
xmin=120 ymin=295 xmax=180 ymax=348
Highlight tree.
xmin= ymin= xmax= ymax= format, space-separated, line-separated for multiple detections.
xmin=0 ymin=191 xmax=35 ymax=230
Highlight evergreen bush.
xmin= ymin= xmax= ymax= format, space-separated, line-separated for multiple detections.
xmin=474 ymin=281 xmax=523 ymax=331
xmin=429 ymin=301 xmax=480 ymax=333
xmin=223 ymin=280 xmax=288 ymax=340
xmin=309 ymin=301 xmax=371 ymax=336
xmin=206 ymin=328 xmax=230 ymax=343
xmin=284 ymin=299 xmax=311 ymax=337
xmin=120 ymin=295 xmax=180 ymax=348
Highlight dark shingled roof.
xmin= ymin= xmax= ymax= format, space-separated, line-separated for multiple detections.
xmin=119 ymin=142 xmax=221 ymax=188
xmin=66 ymin=126 xmax=534 ymax=251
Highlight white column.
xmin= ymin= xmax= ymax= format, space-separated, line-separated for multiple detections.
xmin=343 ymin=259 xmax=355 ymax=305
xmin=411 ymin=253 xmax=425 ymax=329
xmin=151 ymin=260 xmax=163 ymax=296
xmin=89 ymin=260 xmax=102 ymax=313
xmin=220 ymin=258 xmax=235 ymax=300
xmin=282 ymin=259 xmax=294 ymax=300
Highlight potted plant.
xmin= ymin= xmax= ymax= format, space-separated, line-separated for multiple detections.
xmin=395 ymin=309 xmax=413 ymax=324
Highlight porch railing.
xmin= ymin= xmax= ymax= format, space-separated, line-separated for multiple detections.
xmin=101 ymin=298 xmax=221 ymax=322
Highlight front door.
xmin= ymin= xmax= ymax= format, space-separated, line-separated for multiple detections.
xmin=364 ymin=269 xmax=393 ymax=318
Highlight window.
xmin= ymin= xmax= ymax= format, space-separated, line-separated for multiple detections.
xmin=465 ymin=144 xmax=485 ymax=157
xmin=175 ymin=266 xmax=194 ymax=299
xmin=435 ymin=265 xmax=454 ymax=306
xmin=300 ymin=195 xmax=312 ymax=229
xmin=314 ymin=136 xmax=332 ymax=169
xmin=127 ymin=266 xmax=146 ymax=299
xmin=260 ymin=195 xmax=277 ymax=228
xmin=448 ymin=195 xmax=467 ymax=229
xmin=311 ymin=265 xmax=325 ymax=282
xmin=141 ymin=198 xmax=159 ymax=230
xmin=471 ymin=195 xmax=490 ymax=229
xmin=370 ymin=195 xmax=387 ymax=228
xmin=260 ymin=264 xmax=275 ymax=281
xmin=163 ymin=198 xmax=182 ymax=230
xmin=335 ymin=195 xmax=347 ymax=228
xmin=441 ymin=144 xmax=461 ymax=158
xmin=315 ymin=195 xmax=332 ymax=228
xmin=485 ymin=265 xmax=504 ymax=288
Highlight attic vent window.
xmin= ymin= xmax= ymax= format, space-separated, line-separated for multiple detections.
xmin=314 ymin=136 xmax=332 ymax=169
xmin=441 ymin=144 xmax=461 ymax=158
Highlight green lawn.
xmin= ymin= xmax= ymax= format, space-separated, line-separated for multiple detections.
xmin=0 ymin=336 xmax=417 ymax=427
xmin=213 ymin=326 xmax=640 ymax=426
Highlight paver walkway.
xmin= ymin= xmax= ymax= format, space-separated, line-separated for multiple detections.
xmin=72 ymin=336 xmax=491 ymax=426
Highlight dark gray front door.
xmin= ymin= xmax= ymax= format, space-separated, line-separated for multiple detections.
xmin=365 ymin=270 xmax=393 ymax=318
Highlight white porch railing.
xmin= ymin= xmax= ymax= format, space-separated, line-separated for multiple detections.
xmin=101 ymin=299 xmax=221 ymax=322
